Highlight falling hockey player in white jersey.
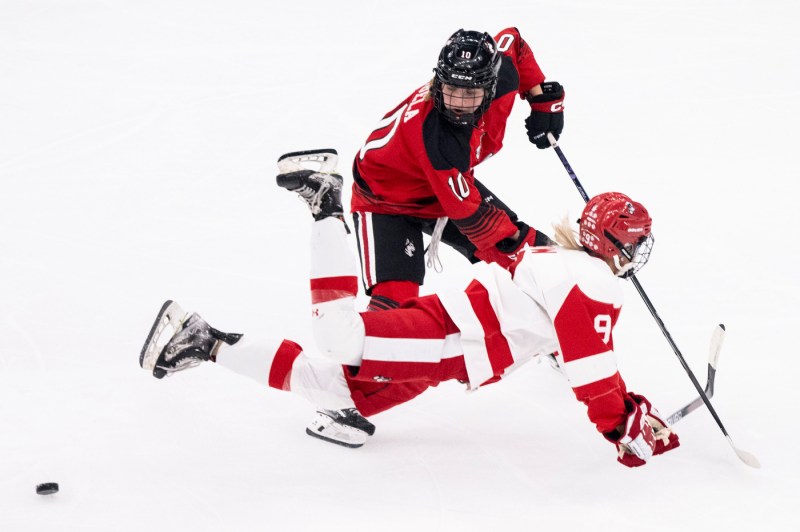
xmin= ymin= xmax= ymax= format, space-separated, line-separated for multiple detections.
xmin=139 ymin=149 xmax=680 ymax=467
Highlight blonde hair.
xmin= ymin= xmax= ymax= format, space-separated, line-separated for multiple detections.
xmin=552 ymin=216 xmax=582 ymax=250
xmin=424 ymin=78 xmax=434 ymax=101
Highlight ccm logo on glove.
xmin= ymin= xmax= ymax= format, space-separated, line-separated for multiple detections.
xmin=525 ymin=81 xmax=565 ymax=149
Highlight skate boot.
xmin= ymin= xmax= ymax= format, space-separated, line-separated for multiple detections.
xmin=305 ymin=408 xmax=376 ymax=449
xmin=140 ymin=300 xmax=242 ymax=379
xmin=276 ymin=149 xmax=350 ymax=231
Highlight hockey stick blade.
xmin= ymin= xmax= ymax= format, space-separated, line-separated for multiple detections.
xmin=664 ymin=324 xmax=760 ymax=468
xmin=729 ymin=437 xmax=761 ymax=468
xmin=666 ymin=324 xmax=725 ymax=425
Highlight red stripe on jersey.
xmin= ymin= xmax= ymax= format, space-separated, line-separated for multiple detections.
xmin=310 ymin=276 xmax=359 ymax=304
xmin=465 ymin=209 xmax=505 ymax=248
xmin=268 ymin=339 xmax=303 ymax=391
xmin=464 ymin=280 xmax=514 ymax=376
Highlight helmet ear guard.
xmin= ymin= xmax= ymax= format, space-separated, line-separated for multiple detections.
xmin=432 ymin=29 xmax=501 ymax=125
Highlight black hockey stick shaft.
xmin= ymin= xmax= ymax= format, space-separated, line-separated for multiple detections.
xmin=552 ymin=142 xmax=590 ymax=203
xmin=546 ymin=134 xmax=759 ymax=467
xmin=628 ymin=278 xmax=726 ymax=426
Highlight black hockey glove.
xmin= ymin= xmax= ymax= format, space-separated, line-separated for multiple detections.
xmin=525 ymin=81 xmax=565 ymax=149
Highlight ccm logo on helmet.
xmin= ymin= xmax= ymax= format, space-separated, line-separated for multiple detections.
xmin=451 ymin=73 xmax=474 ymax=81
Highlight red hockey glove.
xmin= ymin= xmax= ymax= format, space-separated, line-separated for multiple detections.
xmin=631 ymin=393 xmax=681 ymax=456
xmin=525 ymin=81 xmax=565 ymax=149
xmin=474 ymin=223 xmax=553 ymax=270
xmin=604 ymin=392 xmax=680 ymax=467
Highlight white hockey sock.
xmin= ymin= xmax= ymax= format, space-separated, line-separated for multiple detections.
xmin=215 ymin=335 xmax=285 ymax=384
xmin=215 ymin=335 xmax=355 ymax=410
xmin=309 ymin=217 xmax=364 ymax=366
xmin=310 ymin=217 xmax=358 ymax=282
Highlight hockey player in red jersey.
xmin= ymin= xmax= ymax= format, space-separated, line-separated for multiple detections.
xmin=351 ymin=28 xmax=565 ymax=311
xmin=140 ymin=157 xmax=679 ymax=468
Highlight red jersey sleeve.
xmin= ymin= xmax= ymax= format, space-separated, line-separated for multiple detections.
xmin=420 ymin=165 xmax=517 ymax=250
xmin=554 ymin=285 xmax=629 ymax=433
xmin=494 ymin=27 xmax=546 ymax=97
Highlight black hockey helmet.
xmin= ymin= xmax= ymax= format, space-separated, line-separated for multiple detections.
xmin=432 ymin=29 xmax=501 ymax=125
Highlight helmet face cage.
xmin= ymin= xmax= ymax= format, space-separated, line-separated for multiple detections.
xmin=432 ymin=29 xmax=501 ymax=126
xmin=579 ymin=192 xmax=654 ymax=277
xmin=604 ymin=231 xmax=655 ymax=278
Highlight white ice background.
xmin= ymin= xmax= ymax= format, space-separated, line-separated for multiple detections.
xmin=1 ymin=1 xmax=798 ymax=530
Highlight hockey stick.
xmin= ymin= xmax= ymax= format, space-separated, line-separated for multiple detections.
xmin=666 ymin=324 xmax=725 ymax=425
xmin=546 ymin=134 xmax=760 ymax=468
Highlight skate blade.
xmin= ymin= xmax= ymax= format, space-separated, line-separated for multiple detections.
xmin=277 ymin=148 xmax=338 ymax=174
xmin=305 ymin=428 xmax=365 ymax=449
xmin=139 ymin=300 xmax=186 ymax=377
xmin=305 ymin=411 xmax=369 ymax=448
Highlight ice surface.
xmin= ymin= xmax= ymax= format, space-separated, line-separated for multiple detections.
xmin=1 ymin=1 xmax=797 ymax=530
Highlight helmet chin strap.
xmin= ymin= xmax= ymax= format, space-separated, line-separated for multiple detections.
xmin=613 ymin=255 xmax=635 ymax=278
xmin=611 ymin=239 xmax=636 ymax=278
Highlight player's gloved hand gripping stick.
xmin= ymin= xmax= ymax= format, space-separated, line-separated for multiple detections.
xmin=546 ymin=133 xmax=760 ymax=469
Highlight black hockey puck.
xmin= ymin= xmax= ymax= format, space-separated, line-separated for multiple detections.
xmin=36 ymin=482 xmax=59 ymax=495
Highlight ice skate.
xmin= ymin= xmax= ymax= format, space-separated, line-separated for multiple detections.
xmin=140 ymin=300 xmax=242 ymax=379
xmin=276 ymin=149 xmax=348 ymax=227
xmin=305 ymin=408 xmax=376 ymax=448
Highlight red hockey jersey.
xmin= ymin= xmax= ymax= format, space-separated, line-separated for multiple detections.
xmin=351 ymin=27 xmax=546 ymax=252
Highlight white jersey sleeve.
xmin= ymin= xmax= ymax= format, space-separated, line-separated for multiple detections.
xmin=436 ymin=261 xmax=559 ymax=389
xmin=512 ymin=247 xmax=630 ymax=433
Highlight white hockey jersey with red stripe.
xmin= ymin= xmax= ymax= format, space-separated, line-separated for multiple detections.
xmin=438 ymin=245 xmax=630 ymax=433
